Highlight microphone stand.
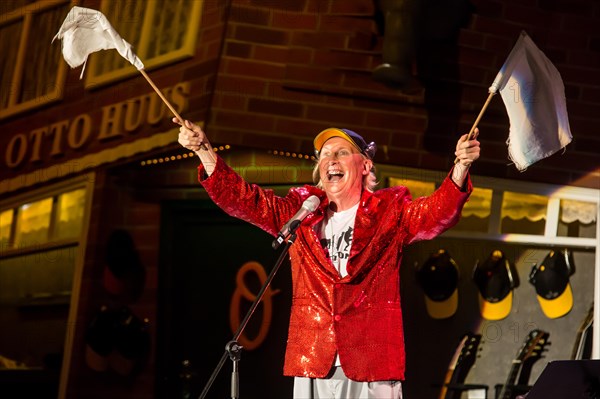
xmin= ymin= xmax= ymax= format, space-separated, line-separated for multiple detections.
xmin=198 ymin=224 xmax=300 ymax=399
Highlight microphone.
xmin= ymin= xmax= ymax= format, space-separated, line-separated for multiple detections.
xmin=272 ymin=195 xmax=320 ymax=250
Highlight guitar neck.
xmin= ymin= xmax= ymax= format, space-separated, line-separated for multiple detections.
xmin=441 ymin=366 xmax=467 ymax=399
xmin=439 ymin=334 xmax=481 ymax=399
xmin=499 ymin=329 xmax=549 ymax=399
xmin=498 ymin=360 xmax=522 ymax=399
xmin=571 ymin=305 xmax=594 ymax=360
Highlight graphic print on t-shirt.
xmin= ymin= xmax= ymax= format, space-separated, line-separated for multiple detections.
xmin=320 ymin=226 xmax=353 ymax=266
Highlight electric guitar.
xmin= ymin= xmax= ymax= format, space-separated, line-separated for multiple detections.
xmin=498 ymin=329 xmax=550 ymax=399
xmin=439 ymin=332 xmax=482 ymax=399
xmin=571 ymin=304 xmax=594 ymax=360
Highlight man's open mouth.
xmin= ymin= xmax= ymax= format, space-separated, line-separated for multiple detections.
xmin=327 ymin=169 xmax=344 ymax=182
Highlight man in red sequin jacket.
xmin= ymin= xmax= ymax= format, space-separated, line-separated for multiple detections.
xmin=176 ymin=118 xmax=480 ymax=399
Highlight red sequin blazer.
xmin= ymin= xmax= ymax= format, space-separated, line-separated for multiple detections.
xmin=199 ymin=156 xmax=471 ymax=382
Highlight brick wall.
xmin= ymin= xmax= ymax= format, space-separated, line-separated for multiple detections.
xmin=192 ymin=0 xmax=599 ymax=189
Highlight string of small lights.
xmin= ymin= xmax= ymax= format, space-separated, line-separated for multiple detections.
xmin=141 ymin=146 xmax=316 ymax=167
xmin=269 ymin=150 xmax=316 ymax=161
xmin=140 ymin=145 xmax=231 ymax=166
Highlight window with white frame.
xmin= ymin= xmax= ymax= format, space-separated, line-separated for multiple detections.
xmin=384 ymin=166 xmax=598 ymax=245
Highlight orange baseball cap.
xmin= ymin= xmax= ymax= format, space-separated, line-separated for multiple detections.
xmin=314 ymin=128 xmax=376 ymax=159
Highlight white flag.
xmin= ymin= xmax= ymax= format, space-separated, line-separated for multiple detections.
xmin=53 ymin=6 xmax=144 ymax=79
xmin=490 ymin=31 xmax=572 ymax=171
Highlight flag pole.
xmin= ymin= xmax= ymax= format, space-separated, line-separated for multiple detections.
xmin=139 ymin=69 xmax=208 ymax=150
xmin=139 ymin=69 xmax=183 ymax=122
xmin=454 ymin=91 xmax=496 ymax=164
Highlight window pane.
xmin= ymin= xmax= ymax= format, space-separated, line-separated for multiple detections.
xmin=94 ymin=1 xmax=146 ymax=74
xmin=15 ymin=198 xmax=53 ymax=246
xmin=0 ymin=20 xmax=23 ymax=108
xmin=20 ymin=3 xmax=69 ymax=103
xmin=147 ymin=0 xmax=193 ymax=57
xmin=0 ymin=247 xmax=76 ymax=367
xmin=54 ymin=188 xmax=86 ymax=240
xmin=454 ymin=187 xmax=493 ymax=232
xmin=501 ymin=192 xmax=548 ymax=235
xmin=557 ymin=199 xmax=597 ymax=238
xmin=0 ymin=209 xmax=14 ymax=245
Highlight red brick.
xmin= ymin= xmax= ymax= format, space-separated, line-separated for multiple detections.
xmin=217 ymin=75 xmax=267 ymax=96
xmin=547 ymin=30 xmax=587 ymax=51
xmin=200 ymin=23 xmax=226 ymax=44
xmin=225 ymin=58 xmax=286 ymax=80
xmin=214 ymin=110 xmax=276 ymax=130
xmin=248 ymin=98 xmax=304 ymax=117
xmin=284 ymin=64 xmax=343 ymax=84
xmin=306 ymin=104 xmax=365 ymax=124
xmin=272 ymin=11 xmax=318 ymax=30
xmin=366 ymin=111 xmax=427 ymax=132
xmin=241 ymin=131 xmax=298 ymax=151
xmin=286 ymin=47 xmax=314 ymax=64
xmin=382 ymin=147 xmax=420 ymax=167
xmin=226 ymin=41 xmax=253 ymax=58
xmin=569 ymin=117 xmax=600 ymax=138
xmin=250 ymin=0 xmax=307 ymax=12
xmin=388 ymin=131 xmax=419 ymax=150
xmin=291 ymin=31 xmax=347 ymax=48
xmin=505 ymin=4 xmax=554 ymax=25
xmin=234 ymin=25 xmax=290 ymax=45
xmin=569 ymin=50 xmax=600 ymax=69
xmin=539 ymin=0 xmax=594 ymax=14
xmin=318 ymin=15 xmax=373 ymax=32
xmin=275 ymin=118 xmax=331 ymax=138
xmin=254 ymin=45 xmax=290 ymax=63
xmin=230 ymin=5 xmax=271 ymax=25
xmin=217 ymin=93 xmax=248 ymax=110
xmin=470 ymin=0 xmax=506 ymax=18
xmin=459 ymin=30 xmax=485 ymax=49
xmin=313 ymin=49 xmax=372 ymax=70
xmin=269 ymin=82 xmax=323 ymax=102
xmin=329 ymin=0 xmax=374 ymax=15
xmin=305 ymin=0 xmax=329 ymax=13
xmin=472 ymin=15 xmax=524 ymax=38
xmin=458 ymin=46 xmax=497 ymax=68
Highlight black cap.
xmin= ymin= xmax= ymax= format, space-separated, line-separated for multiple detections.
xmin=473 ymin=250 xmax=515 ymax=320
xmin=416 ymin=249 xmax=459 ymax=319
xmin=529 ymin=250 xmax=574 ymax=319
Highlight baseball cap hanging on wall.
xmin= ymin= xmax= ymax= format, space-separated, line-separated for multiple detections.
xmin=473 ymin=250 xmax=516 ymax=320
xmin=529 ymin=249 xmax=574 ymax=319
xmin=103 ymin=229 xmax=146 ymax=302
xmin=416 ymin=249 xmax=459 ymax=319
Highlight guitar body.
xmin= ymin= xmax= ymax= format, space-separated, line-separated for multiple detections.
xmin=439 ymin=332 xmax=482 ymax=399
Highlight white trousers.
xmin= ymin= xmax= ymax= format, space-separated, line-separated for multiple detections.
xmin=293 ymin=366 xmax=403 ymax=399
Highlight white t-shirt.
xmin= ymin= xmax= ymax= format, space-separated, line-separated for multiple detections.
xmin=319 ymin=203 xmax=358 ymax=278
xmin=319 ymin=203 xmax=358 ymax=367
